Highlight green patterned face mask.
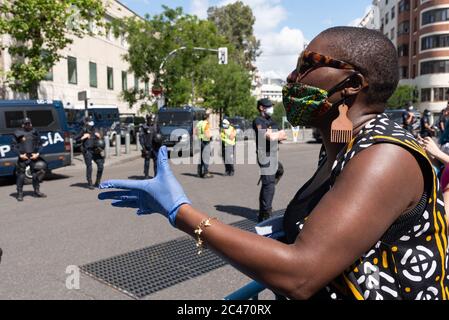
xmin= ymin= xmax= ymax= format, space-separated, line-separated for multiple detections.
xmin=282 ymin=73 xmax=359 ymax=127
xmin=282 ymin=83 xmax=333 ymax=127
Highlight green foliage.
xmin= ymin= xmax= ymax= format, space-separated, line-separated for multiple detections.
xmin=0 ymin=0 xmax=105 ymax=98
xmin=207 ymin=1 xmax=260 ymax=71
xmin=273 ymin=102 xmax=286 ymax=127
xmin=115 ymin=5 xmax=258 ymax=119
xmin=387 ymin=85 xmax=418 ymax=109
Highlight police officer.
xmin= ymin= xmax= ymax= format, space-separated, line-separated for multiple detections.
xmin=221 ymin=119 xmax=236 ymax=176
xmin=253 ymin=99 xmax=287 ymax=222
xmin=139 ymin=114 xmax=158 ymax=179
xmin=75 ymin=117 xmax=104 ymax=190
xmin=403 ymin=105 xmax=416 ymax=134
xmin=12 ymin=117 xmax=47 ymax=201
xmin=196 ymin=113 xmax=213 ymax=178
xmin=420 ymin=109 xmax=436 ymax=138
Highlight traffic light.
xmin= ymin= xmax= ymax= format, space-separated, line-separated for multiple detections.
xmin=218 ymin=47 xmax=228 ymax=65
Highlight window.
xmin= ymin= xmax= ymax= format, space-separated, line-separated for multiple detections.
xmin=391 ymin=28 xmax=395 ymax=40
xmin=434 ymin=88 xmax=449 ymax=101
xmin=89 ymin=62 xmax=97 ymax=88
xmin=421 ymin=60 xmax=449 ymax=75
xmin=107 ymin=67 xmax=114 ymax=90
xmin=398 ymin=44 xmax=409 ymax=57
xmin=399 ymin=66 xmax=408 ymax=79
xmin=398 ymin=21 xmax=410 ymax=35
xmin=134 ymin=75 xmax=139 ymax=91
xmin=26 ymin=110 xmax=54 ymax=127
xmin=421 ymin=34 xmax=449 ymax=50
xmin=399 ymin=0 xmax=410 ymax=13
xmin=4 ymin=111 xmax=24 ymax=128
xmin=421 ymin=88 xmax=431 ymax=102
xmin=422 ymin=8 xmax=449 ymax=25
xmin=122 ymin=71 xmax=127 ymax=91
xmin=391 ymin=6 xmax=396 ymax=20
xmin=67 ymin=56 xmax=77 ymax=84
xmin=385 ymin=13 xmax=389 ymax=25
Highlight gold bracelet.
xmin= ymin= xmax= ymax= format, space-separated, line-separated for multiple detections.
xmin=194 ymin=217 xmax=217 ymax=255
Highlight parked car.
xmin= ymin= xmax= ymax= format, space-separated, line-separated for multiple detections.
xmin=119 ymin=114 xmax=145 ymax=144
xmin=0 ymin=100 xmax=71 ymax=182
xmin=65 ymin=105 xmax=120 ymax=147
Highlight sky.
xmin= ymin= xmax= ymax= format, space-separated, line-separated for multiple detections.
xmin=119 ymin=0 xmax=373 ymax=79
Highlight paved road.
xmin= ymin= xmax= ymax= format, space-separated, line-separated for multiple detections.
xmin=0 ymin=141 xmax=321 ymax=300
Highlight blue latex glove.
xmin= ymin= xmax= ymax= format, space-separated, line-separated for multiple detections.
xmin=98 ymin=146 xmax=191 ymax=227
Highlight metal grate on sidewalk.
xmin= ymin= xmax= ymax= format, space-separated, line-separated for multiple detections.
xmin=79 ymin=214 xmax=284 ymax=299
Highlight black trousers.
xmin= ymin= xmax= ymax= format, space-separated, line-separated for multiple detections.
xmin=143 ymin=148 xmax=158 ymax=177
xmin=16 ymin=158 xmax=41 ymax=191
xmin=198 ymin=141 xmax=211 ymax=177
xmin=222 ymin=142 xmax=235 ymax=174
xmin=83 ymin=150 xmax=104 ymax=184
xmin=258 ymin=160 xmax=277 ymax=220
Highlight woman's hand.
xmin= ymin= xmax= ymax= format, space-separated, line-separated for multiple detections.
xmin=98 ymin=147 xmax=192 ymax=227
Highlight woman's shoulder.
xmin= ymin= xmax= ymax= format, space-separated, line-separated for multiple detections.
xmin=332 ymin=113 xmax=430 ymax=179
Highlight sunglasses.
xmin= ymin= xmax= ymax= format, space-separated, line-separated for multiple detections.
xmin=287 ymin=50 xmax=359 ymax=83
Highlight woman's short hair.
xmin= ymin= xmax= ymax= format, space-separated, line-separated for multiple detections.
xmin=318 ymin=27 xmax=399 ymax=104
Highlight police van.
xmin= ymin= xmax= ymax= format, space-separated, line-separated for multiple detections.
xmin=157 ymin=106 xmax=205 ymax=156
xmin=65 ymin=105 xmax=120 ymax=146
xmin=0 ymin=100 xmax=71 ymax=181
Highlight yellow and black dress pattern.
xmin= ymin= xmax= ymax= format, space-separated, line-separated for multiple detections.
xmin=293 ymin=113 xmax=449 ymax=300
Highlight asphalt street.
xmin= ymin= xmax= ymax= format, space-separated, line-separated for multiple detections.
xmin=0 ymin=141 xmax=321 ymax=300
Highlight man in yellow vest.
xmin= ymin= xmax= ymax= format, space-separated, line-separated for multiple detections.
xmin=196 ymin=113 xmax=213 ymax=178
xmin=221 ymin=119 xmax=236 ymax=176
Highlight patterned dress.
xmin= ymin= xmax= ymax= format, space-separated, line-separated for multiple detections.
xmin=284 ymin=113 xmax=449 ymax=300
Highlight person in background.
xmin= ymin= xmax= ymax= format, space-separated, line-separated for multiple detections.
xmin=139 ymin=114 xmax=156 ymax=179
xmin=420 ymin=136 xmax=449 ymax=219
xmin=220 ymin=119 xmax=236 ymax=176
xmin=195 ymin=113 xmax=213 ymax=179
xmin=253 ymin=98 xmax=287 ymax=222
xmin=12 ymin=117 xmax=46 ymax=201
xmin=402 ymin=104 xmax=416 ymax=134
xmin=75 ymin=117 xmax=104 ymax=190
xmin=420 ymin=109 xmax=435 ymax=138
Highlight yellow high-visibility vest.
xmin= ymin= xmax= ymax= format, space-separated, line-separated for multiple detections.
xmin=221 ymin=126 xmax=236 ymax=146
xmin=196 ymin=120 xmax=210 ymax=142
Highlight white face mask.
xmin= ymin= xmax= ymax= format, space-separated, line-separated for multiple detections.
xmin=265 ymin=107 xmax=274 ymax=116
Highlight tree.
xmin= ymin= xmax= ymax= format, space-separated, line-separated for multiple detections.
xmin=196 ymin=56 xmax=257 ymax=121
xmin=273 ymin=101 xmax=286 ymax=127
xmin=113 ymin=6 xmax=230 ymax=107
xmin=387 ymin=85 xmax=418 ymax=109
xmin=207 ymin=1 xmax=260 ymax=71
xmin=0 ymin=0 xmax=105 ymax=99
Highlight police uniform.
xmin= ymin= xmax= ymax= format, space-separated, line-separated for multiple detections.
xmin=253 ymin=100 xmax=283 ymax=222
xmin=12 ymin=118 xmax=46 ymax=201
xmin=139 ymin=120 xmax=159 ymax=179
xmin=196 ymin=119 xmax=212 ymax=178
xmin=75 ymin=122 xmax=104 ymax=189
xmin=221 ymin=121 xmax=236 ymax=176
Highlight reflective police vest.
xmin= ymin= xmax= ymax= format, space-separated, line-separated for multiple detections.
xmin=196 ymin=120 xmax=210 ymax=142
xmin=221 ymin=126 xmax=236 ymax=146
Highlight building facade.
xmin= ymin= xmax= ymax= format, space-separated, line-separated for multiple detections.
xmin=373 ymin=0 xmax=449 ymax=113
xmin=0 ymin=0 xmax=147 ymax=115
